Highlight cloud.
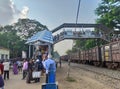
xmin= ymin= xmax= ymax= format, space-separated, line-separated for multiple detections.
xmin=0 ymin=0 xmax=29 ymax=25
xmin=19 ymin=6 xmax=29 ymax=19
xmin=0 ymin=0 xmax=14 ymax=25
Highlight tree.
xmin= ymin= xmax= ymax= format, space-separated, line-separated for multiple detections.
xmin=3 ymin=25 xmax=14 ymax=32
xmin=66 ymin=49 xmax=73 ymax=54
xmin=14 ymin=19 xmax=48 ymax=39
xmin=0 ymin=31 xmax=27 ymax=58
xmin=67 ymin=0 xmax=120 ymax=53
xmin=0 ymin=26 xmax=3 ymax=32
xmin=95 ymin=0 xmax=120 ymax=30
xmin=0 ymin=18 xmax=48 ymax=58
xmin=73 ymin=39 xmax=87 ymax=50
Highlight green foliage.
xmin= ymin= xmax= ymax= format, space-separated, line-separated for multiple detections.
xmin=68 ymin=0 xmax=119 ymax=53
xmin=67 ymin=38 xmax=108 ymax=55
xmin=73 ymin=39 xmax=86 ymax=50
xmin=95 ymin=0 xmax=120 ymax=29
xmin=66 ymin=77 xmax=76 ymax=82
xmin=0 ymin=31 xmax=27 ymax=58
xmin=0 ymin=18 xmax=47 ymax=58
xmin=66 ymin=49 xmax=73 ymax=54
xmin=14 ymin=19 xmax=48 ymax=39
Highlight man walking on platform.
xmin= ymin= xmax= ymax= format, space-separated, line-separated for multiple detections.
xmin=3 ymin=60 xmax=10 ymax=80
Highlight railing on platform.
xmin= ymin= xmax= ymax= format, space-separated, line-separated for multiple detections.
xmin=53 ymin=30 xmax=110 ymax=43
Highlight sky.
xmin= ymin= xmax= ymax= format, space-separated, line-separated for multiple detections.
xmin=0 ymin=0 xmax=101 ymax=30
xmin=0 ymin=0 xmax=101 ymax=55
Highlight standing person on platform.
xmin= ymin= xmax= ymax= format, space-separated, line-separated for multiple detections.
xmin=43 ymin=54 xmax=56 ymax=83
xmin=34 ymin=57 xmax=43 ymax=83
xmin=0 ymin=61 xmax=4 ymax=89
xmin=26 ymin=59 xmax=34 ymax=83
xmin=3 ymin=60 xmax=10 ymax=80
xmin=22 ymin=59 xmax=28 ymax=80
xmin=17 ymin=61 xmax=22 ymax=72
xmin=37 ymin=49 xmax=42 ymax=60
xmin=0 ymin=61 xmax=4 ymax=75
xmin=13 ymin=61 xmax=18 ymax=75
xmin=59 ymin=57 xmax=62 ymax=68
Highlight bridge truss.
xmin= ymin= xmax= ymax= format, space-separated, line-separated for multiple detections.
xmin=52 ymin=23 xmax=113 ymax=44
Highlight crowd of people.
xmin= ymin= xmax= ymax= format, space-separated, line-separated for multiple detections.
xmin=0 ymin=53 xmax=56 ymax=89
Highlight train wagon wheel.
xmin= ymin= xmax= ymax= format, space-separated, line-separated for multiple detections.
xmin=82 ymin=60 xmax=86 ymax=64
xmin=93 ymin=62 xmax=96 ymax=66
xmin=106 ymin=62 xmax=112 ymax=69
xmin=93 ymin=62 xmax=100 ymax=67
xmin=111 ymin=63 xmax=119 ymax=69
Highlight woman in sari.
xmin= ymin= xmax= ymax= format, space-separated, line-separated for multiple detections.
xmin=13 ymin=62 xmax=18 ymax=75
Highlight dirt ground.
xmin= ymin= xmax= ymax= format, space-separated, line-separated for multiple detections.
xmin=57 ymin=62 xmax=114 ymax=89
xmin=4 ymin=61 xmax=118 ymax=89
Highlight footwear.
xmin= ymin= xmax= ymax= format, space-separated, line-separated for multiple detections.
xmin=26 ymin=81 xmax=31 ymax=83
xmin=35 ymin=81 xmax=37 ymax=83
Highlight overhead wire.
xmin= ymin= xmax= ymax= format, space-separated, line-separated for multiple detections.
xmin=76 ymin=0 xmax=81 ymax=24
xmin=75 ymin=0 xmax=81 ymax=32
xmin=73 ymin=0 xmax=82 ymax=48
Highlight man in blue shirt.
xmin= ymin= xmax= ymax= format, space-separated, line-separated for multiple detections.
xmin=43 ymin=54 xmax=56 ymax=83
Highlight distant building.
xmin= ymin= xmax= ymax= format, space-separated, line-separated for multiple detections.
xmin=0 ymin=47 xmax=10 ymax=60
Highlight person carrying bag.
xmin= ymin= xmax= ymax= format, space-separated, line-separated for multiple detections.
xmin=33 ymin=58 xmax=43 ymax=83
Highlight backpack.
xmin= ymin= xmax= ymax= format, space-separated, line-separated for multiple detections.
xmin=35 ymin=61 xmax=43 ymax=71
xmin=38 ymin=61 xmax=44 ymax=70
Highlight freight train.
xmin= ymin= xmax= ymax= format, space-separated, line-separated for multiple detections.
xmin=60 ymin=40 xmax=120 ymax=69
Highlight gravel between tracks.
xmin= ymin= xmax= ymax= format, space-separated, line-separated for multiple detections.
xmin=70 ymin=63 xmax=120 ymax=80
xmin=69 ymin=62 xmax=120 ymax=89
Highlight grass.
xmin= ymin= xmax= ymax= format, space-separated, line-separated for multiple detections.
xmin=65 ymin=77 xmax=76 ymax=82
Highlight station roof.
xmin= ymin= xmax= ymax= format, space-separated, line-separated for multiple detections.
xmin=26 ymin=29 xmax=53 ymax=44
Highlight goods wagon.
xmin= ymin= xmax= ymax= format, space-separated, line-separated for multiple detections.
xmin=91 ymin=46 xmax=101 ymax=66
xmin=100 ymin=41 xmax=120 ymax=68
xmin=60 ymin=55 xmax=69 ymax=61
xmin=111 ymin=41 xmax=120 ymax=62
xmin=60 ymin=40 xmax=120 ymax=69
xmin=110 ymin=41 xmax=120 ymax=68
xmin=69 ymin=52 xmax=80 ymax=63
xmin=80 ymin=51 xmax=86 ymax=64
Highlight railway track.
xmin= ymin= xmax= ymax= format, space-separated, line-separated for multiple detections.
xmin=69 ymin=62 xmax=120 ymax=80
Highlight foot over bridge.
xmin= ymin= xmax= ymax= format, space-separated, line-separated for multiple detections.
xmin=51 ymin=23 xmax=113 ymax=44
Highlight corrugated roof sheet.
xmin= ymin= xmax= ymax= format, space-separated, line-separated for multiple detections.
xmin=26 ymin=29 xmax=53 ymax=44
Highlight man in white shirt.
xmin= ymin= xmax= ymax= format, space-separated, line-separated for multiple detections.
xmin=3 ymin=60 xmax=10 ymax=80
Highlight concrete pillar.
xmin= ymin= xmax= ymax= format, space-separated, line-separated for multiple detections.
xmin=29 ymin=45 xmax=31 ymax=58
xmin=48 ymin=44 xmax=51 ymax=55
xmin=33 ymin=46 xmax=35 ymax=58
